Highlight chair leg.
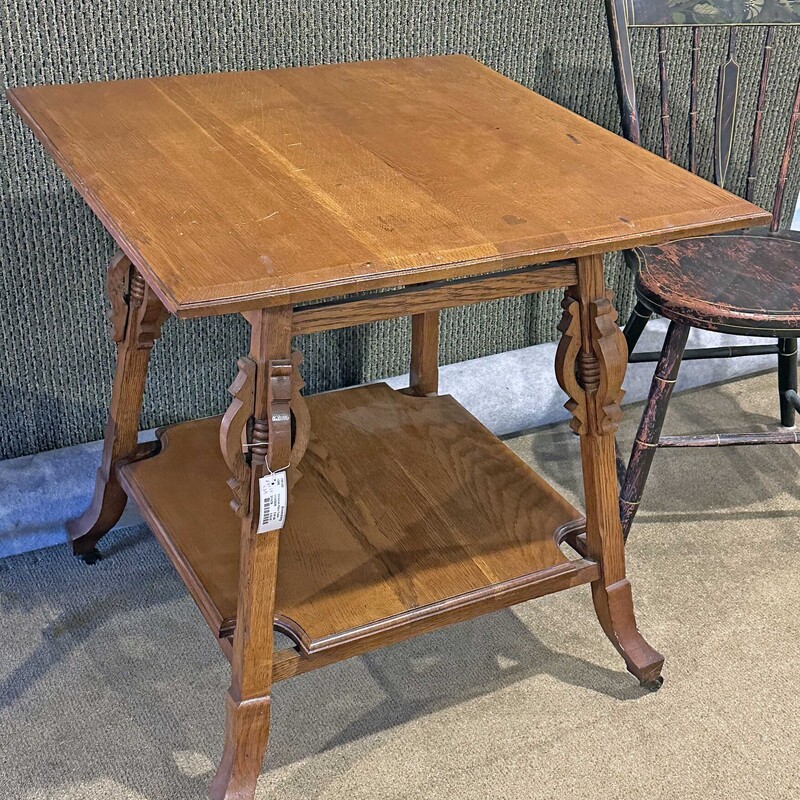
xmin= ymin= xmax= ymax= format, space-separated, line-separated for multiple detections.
xmin=623 ymin=299 xmax=652 ymax=356
xmin=620 ymin=321 xmax=690 ymax=539
xmin=778 ymin=337 xmax=798 ymax=428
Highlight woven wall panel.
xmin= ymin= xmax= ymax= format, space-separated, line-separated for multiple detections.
xmin=1 ymin=2 xmax=798 ymax=459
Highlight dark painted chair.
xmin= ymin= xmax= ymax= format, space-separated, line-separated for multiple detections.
xmin=604 ymin=0 xmax=800 ymax=537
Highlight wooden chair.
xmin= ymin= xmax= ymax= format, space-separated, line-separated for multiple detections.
xmin=605 ymin=0 xmax=800 ymax=537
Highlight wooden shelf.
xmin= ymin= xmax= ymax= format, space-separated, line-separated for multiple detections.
xmin=120 ymin=384 xmax=594 ymax=663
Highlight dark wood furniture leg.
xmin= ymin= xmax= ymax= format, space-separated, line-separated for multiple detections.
xmin=623 ymin=298 xmax=652 ymax=355
xmin=211 ymin=306 xmax=295 ymax=800
xmin=778 ymin=337 xmax=798 ymax=428
xmin=409 ymin=311 xmax=440 ymax=396
xmin=66 ymin=251 xmax=167 ymax=562
xmin=565 ymin=254 xmax=664 ymax=689
xmin=619 ymin=321 xmax=690 ymax=539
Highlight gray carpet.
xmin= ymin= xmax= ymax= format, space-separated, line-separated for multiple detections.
xmin=1 ymin=371 xmax=798 ymax=799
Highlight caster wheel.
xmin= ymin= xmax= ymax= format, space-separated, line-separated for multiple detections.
xmin=78 ymin=548 xmax=102 ymax=565
xmin=640 ymin=676 xmax=664 ymax=692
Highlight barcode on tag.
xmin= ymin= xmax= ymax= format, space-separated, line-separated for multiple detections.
xmin=257 ymin=471 xmax=287 ymax=533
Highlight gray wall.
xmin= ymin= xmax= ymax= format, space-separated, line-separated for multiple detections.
xmin=2 ymin=2 xmax=798 ymax=460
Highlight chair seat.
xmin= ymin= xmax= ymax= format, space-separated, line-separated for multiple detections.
xmin=633 ymin=229 xmax=800 ymax=337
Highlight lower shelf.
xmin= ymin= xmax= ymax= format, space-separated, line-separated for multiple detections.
xmin=120 ymin=383 xmax=594 ymax=664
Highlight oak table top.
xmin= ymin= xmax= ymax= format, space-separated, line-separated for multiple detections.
xmin=8 ymin=54 xmax=769 ymax=318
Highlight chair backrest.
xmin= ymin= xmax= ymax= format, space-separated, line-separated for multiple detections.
xmin=605 ymin=0 xmax=800 ymax=231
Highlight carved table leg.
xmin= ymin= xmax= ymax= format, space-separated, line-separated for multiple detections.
xmin=211 ymin=305 xmax=309 ymax=800
xmin=66 ymin=251 xmax=167 ymax=561
xmin=557 ymin=254 xmax=664 ymax=690
xmin=210 ymin=691 xmax=271 ymax=800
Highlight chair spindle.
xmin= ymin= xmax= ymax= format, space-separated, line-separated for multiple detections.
xmin=688 ymin=26 xmax=700 ymax=174
xmin=658 ymin=27 xmax=672 ymax=160
xmin=746 ymin=27 xmax=776 ymax=204
xmin=605 ymin=0 xmax=641 ymax=145
xmin=714 ymin=28 xmax=740 ymax=187
xmin=771 ymin=70 xmax=800 ymax=231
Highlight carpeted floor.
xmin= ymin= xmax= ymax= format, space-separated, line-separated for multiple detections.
xmin=1 ymin=371 xmax=798 ymax=799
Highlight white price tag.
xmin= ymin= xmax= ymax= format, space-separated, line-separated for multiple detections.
xmin=257 ymin=471 xmax=287 ymax=533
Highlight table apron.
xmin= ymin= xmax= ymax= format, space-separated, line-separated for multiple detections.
xmin=287 ymin=261 xmax=577 ymax=335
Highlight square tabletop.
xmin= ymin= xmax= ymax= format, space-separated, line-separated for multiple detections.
xmin=9 ymin=55 xmax=769 ymax=317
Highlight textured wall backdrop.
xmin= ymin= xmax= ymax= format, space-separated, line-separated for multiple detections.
xmin=1 ymin=2 xmax=798 ymax=460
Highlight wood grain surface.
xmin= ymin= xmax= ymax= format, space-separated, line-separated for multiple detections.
xmin=290 ymin=261 xmax=577 ymax=335
xmin=634 ymin=231 xmax=800 ymax=335
xmin=8 ymin=55 xmax=769 ymax=316
xmin=119 ymin=383 xmax=588 ymax=652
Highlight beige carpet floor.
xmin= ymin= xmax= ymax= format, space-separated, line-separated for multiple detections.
xmin=1 ymin=371 xmax=798 ymax=799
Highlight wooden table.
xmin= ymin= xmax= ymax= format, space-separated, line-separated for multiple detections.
xmin=8 ymin=56 xmax=769 ymax=800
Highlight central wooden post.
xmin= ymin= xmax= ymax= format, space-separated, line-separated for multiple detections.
xmin=409 ymin=310 xmax=440 ymax=396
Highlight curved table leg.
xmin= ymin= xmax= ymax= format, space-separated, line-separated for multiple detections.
xmin=209 ymin=691 xmax=272 ymax=800
xmin=66 ymin=252 xmax=167 ymax=561
xmin=560 ymin=254 xmax=664 ymax=689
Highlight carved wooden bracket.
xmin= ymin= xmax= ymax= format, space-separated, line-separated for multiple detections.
xmin=266 ymin=358 xmax=293 ymax=473
xmin=258 ymin=350 xmax=310 ymax=485
xmin=247 ymin=350 xmax=309 ymax=475
xmin=107 ymin=249 xmax=167 ymax=350
xmin=556 ymin=291 xmax=627 ymax=437
xmin=590 ymin=293 xmax=627 ymax=435
xmin=555 ymin=295 xmax=587 ymax=435
xmin=107 ymin=250 xmax=132 ymax=343
xmin=129 ymin=273 xmax=169 ymax=350
xmin=288 ymin=350 xmax=311 ymax=487
xmin=220 ymin=357 xmax=257 ymax=517
xmin=221 ymin=349 xmax=310 ymax=516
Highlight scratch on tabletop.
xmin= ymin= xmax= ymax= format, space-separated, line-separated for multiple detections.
xmin=234 ymin=211 xmax=279 ymax=229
